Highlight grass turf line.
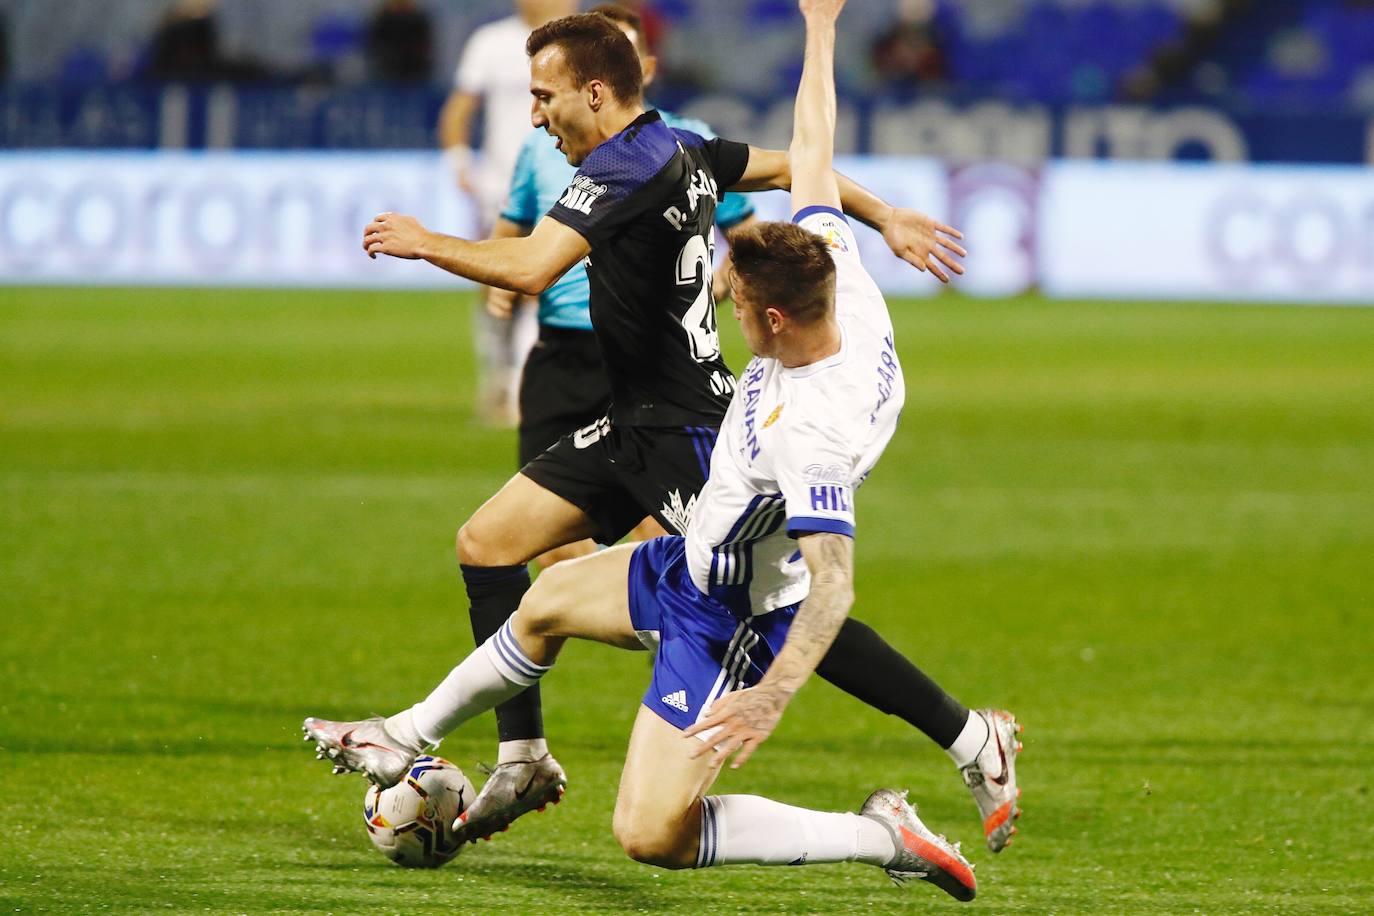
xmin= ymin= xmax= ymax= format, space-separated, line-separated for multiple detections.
xmin=2 ymin=287 xmax=1372 ymax=912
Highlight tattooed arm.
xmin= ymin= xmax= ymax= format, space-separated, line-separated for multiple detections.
xmin=683 ymin=532 xmax=855 ymax=768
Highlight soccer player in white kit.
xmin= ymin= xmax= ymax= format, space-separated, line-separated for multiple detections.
xmin=308 ymin=0 xmax=1021 ymax=898
xmin=440 ymin=0 xmax=577 ymax=424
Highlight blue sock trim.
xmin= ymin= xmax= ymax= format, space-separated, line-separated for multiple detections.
xmin=696 ymin=796 xmax=719 ymax=868
xmin=488 ymin=620 xmax=550 ymax=686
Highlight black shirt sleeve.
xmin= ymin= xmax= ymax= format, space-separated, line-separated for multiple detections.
xmin=703 ymin=137 xmax=752 ymax=193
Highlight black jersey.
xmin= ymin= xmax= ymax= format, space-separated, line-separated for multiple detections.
xmin=546 ymin=110 xmax=751 ymax=428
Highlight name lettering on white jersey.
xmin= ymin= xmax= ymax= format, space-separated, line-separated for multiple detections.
xmin=737 ymin=359 xmax=767 ymax=462
xmin=808 ymin=485 xmax=853 ymax=513
xmin=871 ymin=333 xmax=899 ymax=425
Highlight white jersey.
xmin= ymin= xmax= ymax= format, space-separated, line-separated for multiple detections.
xmin=684 ymin=207 xmax=905 ymax=616
xmin=454 ymin=15 xmax=536 ymax=216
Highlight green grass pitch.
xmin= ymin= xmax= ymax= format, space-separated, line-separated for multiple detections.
xmin=2 ymin=287 xmax=1372 ymax=913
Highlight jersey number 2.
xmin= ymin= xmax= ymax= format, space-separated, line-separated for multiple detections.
xmin=676 ymin=234 xmax=719 ymax=362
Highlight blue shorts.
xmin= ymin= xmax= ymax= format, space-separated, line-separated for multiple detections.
xmin=627 ymin=536 xmax=799 ymax=732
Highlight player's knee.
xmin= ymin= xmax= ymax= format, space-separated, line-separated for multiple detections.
xmin=455 ymin=518 xmax=500 ymax=567
xmin=612 ymin=815 xmax=694 ymax=870
xmin=517 ymin=564 xmax=573 ymax=635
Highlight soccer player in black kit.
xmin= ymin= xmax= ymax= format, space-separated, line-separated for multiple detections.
xmin=304 ymin=12 xmax=1011 ymax=854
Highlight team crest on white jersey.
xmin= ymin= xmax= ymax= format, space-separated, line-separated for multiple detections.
xmin=659 ymin=488 xmax=698 ymax=534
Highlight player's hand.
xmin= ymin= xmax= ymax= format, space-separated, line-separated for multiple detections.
xmin=486 ymin=286 xmax=519 ymax=319
xmin=683 ymin=684 xmax=790 ymax=769
xmin=456 ymin=161 xmax=478 ymax=196
xmin=881 ymin=208 xmax=966 ymax=283
xmin=363 ymin=212 xmax=431 ymax=260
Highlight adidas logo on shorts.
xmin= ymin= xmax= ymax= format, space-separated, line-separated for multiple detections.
xmin=661 ymin=690 xmax=689 ymax=713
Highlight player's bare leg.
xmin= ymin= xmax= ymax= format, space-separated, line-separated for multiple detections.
xmin=455 ymin=471 xmax=599 ymax=568
xmin=613 ymin=706 xmax=722 ymax=868
xmin=450 ymin=544 xmax=644 ymax=842
xmin=611 ymin=706 xmax=975 ymax=899
xmin=532 ymin=539 xmax=597 ymax=570
xmin=303 ymin=473 xmax=597 ymax=787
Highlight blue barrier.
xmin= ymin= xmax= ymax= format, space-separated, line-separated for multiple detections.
xmin=2 ymin=84 xmax=1370 ymax=165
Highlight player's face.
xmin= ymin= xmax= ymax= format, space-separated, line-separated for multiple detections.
xmin=529 ymin=46 xmax=598 ymax=166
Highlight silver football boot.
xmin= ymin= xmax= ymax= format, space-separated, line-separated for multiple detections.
xmin=961 ymin=708 xmax=1024 ymax=852
xmin=860 ymin=788 xmax=977 ymax=902
xmin=301 ymin=716 xmax=422 ymax=788
xmin=452 ymin=753 xmax=567 ymax=843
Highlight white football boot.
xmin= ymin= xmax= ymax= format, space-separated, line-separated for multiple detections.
xmin=301 ymin=716 xmax=423 ymax=788
xmin=961 ymin=708 xmax=1024 ymax=852
xmin=860 ymin=788 xmax=977 ymax=902
xmin=452 ymin=753 xmax=567 ymax=844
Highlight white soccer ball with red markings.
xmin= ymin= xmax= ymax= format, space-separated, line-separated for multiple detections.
xmin=362 ymin=755 xmax=475 ymax=868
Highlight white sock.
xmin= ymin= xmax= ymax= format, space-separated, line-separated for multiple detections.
xmin=497 ymin=738 xmax=549 ymax=764
xmin=696 ymin=795 xmax=896 ymax=868
xmin=946 ymin=710 xmax=990 ymax=768
xmin=381 ymin=708 xmax=425 ymax=752
xmin=403 ymin=621 xmax=551 ymax=745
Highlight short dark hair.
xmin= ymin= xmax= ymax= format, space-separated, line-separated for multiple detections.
xmin=590 ymin=4 xmax=647 ymax=55
xmin=727 ymin=222 xmax=837 ymax=324
xmin=526 ymin=13 xmax=643 ymax=103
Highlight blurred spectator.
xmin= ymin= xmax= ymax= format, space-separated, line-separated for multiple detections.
xmin=367 ymin=0 xmax=433 ymax=83
xmin=437 ymin=0 xmax=576 ymax=425
xmin=871 ymin=0 xmax=947 ymax=86
xmin=611 ymin=0 xmax=667 ymax=56
xmin=144 ymin=0 xmax=268 ymax=83
xmin=0 ymin=13 xmax=8 ymax=83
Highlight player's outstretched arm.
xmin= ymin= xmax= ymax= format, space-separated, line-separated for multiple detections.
xmin=683 ymin=532 xmax=855 ymax=769
xmin=788 ymin=0 xmax=844 ymax=214
xmin=362 ymin=212 xmax=590 ymax=296
xmin=484 ymin=217 xmax=532 ymax=318
xmin=731 ymin=150 xmax=967 ymax=281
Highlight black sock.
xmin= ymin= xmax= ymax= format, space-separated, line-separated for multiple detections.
xmin=816 ymin=617 xmax=969 ymax=749
xmin=461 ymin=563 xmax=543 ymax=742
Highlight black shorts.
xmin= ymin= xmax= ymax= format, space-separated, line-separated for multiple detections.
xmin=517 ymin=326 xmax=612 ymax=467
xmin=522 ymin=419 xmax=720 ymax=545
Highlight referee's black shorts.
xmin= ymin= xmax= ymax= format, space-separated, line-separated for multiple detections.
xmin=517 ymin=325 xmax=611 ymax=466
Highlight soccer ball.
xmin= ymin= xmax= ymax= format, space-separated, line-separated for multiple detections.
xmin=362 ymin=755 xmax=475 ymax=868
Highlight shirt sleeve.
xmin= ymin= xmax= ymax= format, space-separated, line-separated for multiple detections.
xmin=703 ymin=137 xmax=752 ymax=192
xmin=499 ymin=133 xmax=541 ymax=225
xmin=776 ymin=420 xmax=857 ymax=539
